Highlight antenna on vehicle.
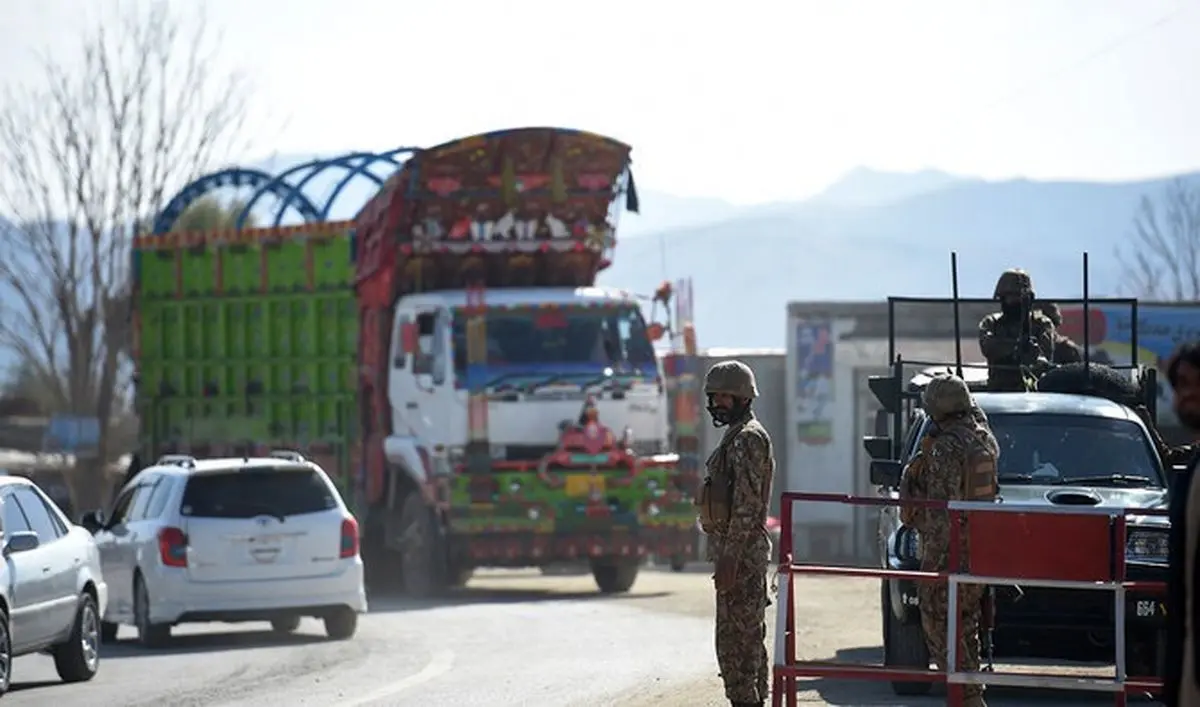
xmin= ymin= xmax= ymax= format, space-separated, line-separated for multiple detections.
xmin=1082 ymin=252 xmax=1091 ymax=389
xmin=951 ymin=251 xmax=964 ymax=378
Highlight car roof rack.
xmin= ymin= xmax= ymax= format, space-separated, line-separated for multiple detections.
xmin=267 ymin=449 xmax=307 ymax=463
xmin=864 ymin=252 xmax=1153 ymax=463
xmin=156 ymin=454 xmax=197 ymax=469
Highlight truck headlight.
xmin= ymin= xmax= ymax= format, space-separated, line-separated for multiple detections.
xmin=1126 ymin=529 xmax=1168 ymax=562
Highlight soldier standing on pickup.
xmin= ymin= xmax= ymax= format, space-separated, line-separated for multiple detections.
xmin=979 ymin=269 xmax=1057 ymax=391
xmin=695 ymin=360 xmax=775 ymax=707
xmin=1033 ymin=302 xmax=1084 ymax=364
xmin=906 ymin=374 xmax=999 ymax=707
xmin=1164 ymin=341 xmax=1200 ymax=707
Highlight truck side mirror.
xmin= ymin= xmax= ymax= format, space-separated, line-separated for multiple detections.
xmin=862 ymin=436 xmax=891 ymax=460
xmin=870 ymin=460 xmax=903 ymax=487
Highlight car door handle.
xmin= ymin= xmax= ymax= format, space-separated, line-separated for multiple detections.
xmin=406 ymin=402 xmax=418 ymax=409
xmin=41 ymin=567 xmax=50 ymax=573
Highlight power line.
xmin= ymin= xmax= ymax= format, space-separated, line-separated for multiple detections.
xmin=921 ymin=3 xmax=1189 ymax=157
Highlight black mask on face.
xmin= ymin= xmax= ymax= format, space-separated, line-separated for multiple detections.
xmin=707 ymin=394 xmax=750 ymax=427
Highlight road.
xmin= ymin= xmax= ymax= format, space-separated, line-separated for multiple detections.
xmin=3 ymin=568 xmax=1161 ymax=706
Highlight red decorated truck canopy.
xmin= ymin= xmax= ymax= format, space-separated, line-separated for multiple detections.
xmin=353 ymin=127 xmax=637 ymax=306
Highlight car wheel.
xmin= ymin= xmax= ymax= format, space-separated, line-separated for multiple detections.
xmin=324 ymin=608 xmax=357 ymax=640
xmin=52 ymin=594 xmax=101 ymax=683
xmin=133 ymin=575 xmax=171 ymax=648
xmin=0 ymin=607 xmax=12 ymax=695
xmin=591 ymin=557 xmax=639 ymax=593
xmin=99 ymin=620 xmax=119 ymax=644
xmin=270 ymin=616 xmax=301 ymax=634
xmin=881 ymin=581 xmax=932 ymax=696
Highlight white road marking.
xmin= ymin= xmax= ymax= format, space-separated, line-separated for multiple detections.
xmin=339 ymin=649 xmax=455 ymax=706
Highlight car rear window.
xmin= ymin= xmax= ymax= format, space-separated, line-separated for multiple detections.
xmin=180 ymin=467 xmax=338 ymax=519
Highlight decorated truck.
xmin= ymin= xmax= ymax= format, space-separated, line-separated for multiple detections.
xmin=131 ymin=127 xmax=699 ymax=597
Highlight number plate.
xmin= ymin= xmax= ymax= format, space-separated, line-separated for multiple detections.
xmin=1134 ymin=599 xmax=1165 ymax=618
xmin=564 ymin=474 xmax=604 ymax=497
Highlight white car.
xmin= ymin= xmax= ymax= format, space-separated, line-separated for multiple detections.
xmin=81 ymin=451 xmax=367 ymax=647
xmin=0 ymin=475 xmax=108 ymax=695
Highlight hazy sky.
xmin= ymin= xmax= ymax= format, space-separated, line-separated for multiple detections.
xmin=3 ymin=0 xmax=1197 ymax=204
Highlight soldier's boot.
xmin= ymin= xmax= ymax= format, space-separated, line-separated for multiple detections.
xmin=730 ymin=702 xmax=764 ymax=707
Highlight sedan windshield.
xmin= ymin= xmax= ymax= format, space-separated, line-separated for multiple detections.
xmin=988 ymin=413 xmax=1161 ymax=487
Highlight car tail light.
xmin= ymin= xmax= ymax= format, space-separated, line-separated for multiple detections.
xmin=340 ymin=517 xmax=359 ymax=559
xmin=158 ymin=526 xmax=188 ymax=568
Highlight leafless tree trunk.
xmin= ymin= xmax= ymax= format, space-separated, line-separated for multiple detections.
xmin=1119 ymin=178 xmax=1200 ymax=301
xmin=0 ymin=3 xmax=252 ymax=512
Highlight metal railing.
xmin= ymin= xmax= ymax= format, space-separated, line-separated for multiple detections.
xmin=771 ymin=491 xmax=1168 ymax=706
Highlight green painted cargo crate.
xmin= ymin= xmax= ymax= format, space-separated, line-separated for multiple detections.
xmin=134 ymin=231 xmax=359 ymax=499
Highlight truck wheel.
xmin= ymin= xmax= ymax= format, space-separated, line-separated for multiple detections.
xmin=882 ymin=581 xmax=931 ymax=696
xmin=592 ymin=557 xmax=639 ymax=594
xmin=398 ymin=494 xmax=447 ymax=598
xmin=448 ymin=565 xmax=474 ymax=588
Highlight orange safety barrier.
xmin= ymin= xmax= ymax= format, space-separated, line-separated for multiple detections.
xmin=770 ymin=491 xmax=1168 ymax=706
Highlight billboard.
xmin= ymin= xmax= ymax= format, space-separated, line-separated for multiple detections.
xmin=1060 ymin=303 xmax=1200 ymax=426
xmin=794 ymin=321 xmax=834 ymax=445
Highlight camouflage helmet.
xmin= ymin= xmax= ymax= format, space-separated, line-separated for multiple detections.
xmin=704 ymin=360 xmax=759 ymax=399
xmin=922 ymin=373 xmax=972 ymax=420
xmin=993 ymin=269 xmax=1035 ymax=299
xmin=1035 ymin=301 xmax=1063 ymax=326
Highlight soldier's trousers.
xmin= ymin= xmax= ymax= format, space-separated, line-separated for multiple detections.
xmin=918 ymin=580 xmax=986 ymax=701
xmin=715 ymin=560 xmax=770 ymax=703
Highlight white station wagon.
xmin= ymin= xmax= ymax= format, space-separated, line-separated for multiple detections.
xmin=0 ymin=474 xmax=108 ymax=695
xmin=81 ymin=452 xmax=367 ymax=647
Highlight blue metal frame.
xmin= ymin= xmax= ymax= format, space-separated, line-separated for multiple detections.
xmin=151 ymin=148 xmax=420 ymax=235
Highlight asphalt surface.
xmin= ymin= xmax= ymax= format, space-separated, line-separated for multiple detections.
xmin=5 ymin=568 xmax=714 ymax=706
xmin=4 ymin=568 xmax=1165 ymax=706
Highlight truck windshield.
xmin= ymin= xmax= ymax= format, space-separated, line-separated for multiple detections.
xmin=987 ymin=413 xmax=1162 ymax=487
xmin=452 ymin=304 xmax=656 ymax=372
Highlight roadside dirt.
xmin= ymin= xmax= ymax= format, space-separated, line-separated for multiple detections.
xmin=465 ymin=566 xmax=1155 ymax=706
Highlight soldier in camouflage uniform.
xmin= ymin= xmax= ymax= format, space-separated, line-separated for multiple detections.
xmin=1033 ymin=302 xmax=1084 ymax=364
xmin=695 ymin=360 xmax=775 ymax=707
xmin=903 ymin=374 xmax=999 ymax=707
xmin=978 ymin=269 xmax=1057 ymax=391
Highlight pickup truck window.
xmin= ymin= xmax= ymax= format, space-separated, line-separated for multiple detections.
xmin=989 ymin=413 xmax=1162 ymax=487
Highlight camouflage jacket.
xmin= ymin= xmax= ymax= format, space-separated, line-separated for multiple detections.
xmin=707 ymin=413 xmax=775 ymax=561
xmin=905 ymin=418 xmax=999 ymax=571
xmin=978 ymin=310 xmax=1057 ymax=364
xmin=1052 ymin=335 xmax=1084 ymax=364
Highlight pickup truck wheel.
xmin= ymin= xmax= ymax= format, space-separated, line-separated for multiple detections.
xmin=592 ymin=557 xmax=639 ymax=594
xmin=882 ymin=581 xmax=932 ymax=696
xmin=398 ymin=494 xmax=447 ymax=598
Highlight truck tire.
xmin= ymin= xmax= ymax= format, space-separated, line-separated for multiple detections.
xmin=881 ymin=581 xmax=931 ymax=696
xmin=397 ymin=494 xmax=448 ymax=598
xmin=448 ymin=565 xmax=474 ymax=588
xmin=592 ymin=557 xmax=639 ymax=594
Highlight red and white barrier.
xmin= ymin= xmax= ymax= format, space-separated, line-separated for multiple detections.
xmin=771 ymin=491 xmax=1168 ymax=706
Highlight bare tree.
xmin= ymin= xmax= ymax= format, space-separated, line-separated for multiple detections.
xmin=0 ymin=4 xmax=252 ymax=510
xmin=1119 ymin=178 xmax=1200 ymax=301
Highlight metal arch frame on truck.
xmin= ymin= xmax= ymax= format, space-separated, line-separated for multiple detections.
xmin=152 ymin=168 xmax=324 ymax=234
xmin=236 ymin=148 xmax=421 ymax=229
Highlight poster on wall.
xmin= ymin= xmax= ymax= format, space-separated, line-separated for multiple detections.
xmin=795 ymin=321 xmax=834 ymax=445
xmin=1059 ymin=303 xmax=1200 ymax=427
